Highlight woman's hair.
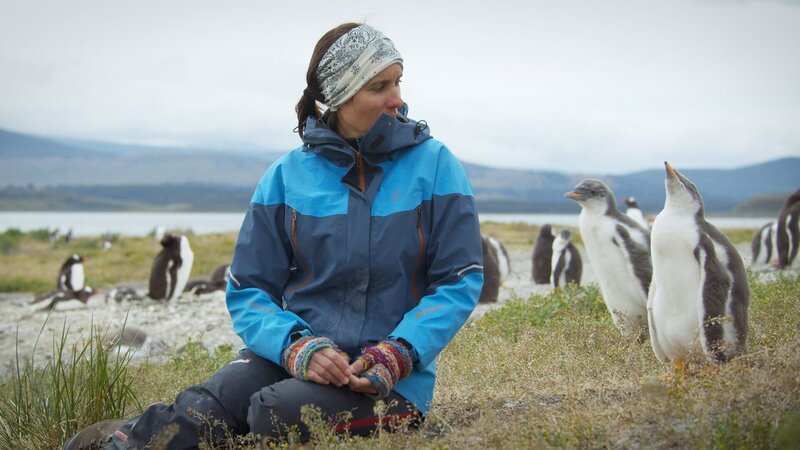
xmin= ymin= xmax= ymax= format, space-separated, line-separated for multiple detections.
xmin=295 ymin=22 xmax=360 ymax=138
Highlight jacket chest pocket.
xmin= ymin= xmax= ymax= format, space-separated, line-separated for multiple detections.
xmin=284 ymin=206 xmax=348 ymax=297
xmin=286 ymin=208 xmax=312 ymax=294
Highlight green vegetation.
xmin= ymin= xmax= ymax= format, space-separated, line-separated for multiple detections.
xmin=0 ymin=224 xmax=795 ymax=448
xmin=0 ymin=228 xmax=237 ymax=295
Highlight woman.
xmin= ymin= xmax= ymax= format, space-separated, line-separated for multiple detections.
xmin=64 ymin=22 xmax=483 ymax=449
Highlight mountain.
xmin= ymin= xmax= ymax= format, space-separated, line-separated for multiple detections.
xmin=0 ymin=128 xmax=284 ymax=187
xmin=1 ymin=127 xmax=797 ymax=213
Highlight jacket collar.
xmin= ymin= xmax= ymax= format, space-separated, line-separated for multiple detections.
xmin=301 ymin=103 xmax=431 ymax=166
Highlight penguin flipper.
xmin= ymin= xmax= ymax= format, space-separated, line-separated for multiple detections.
xmin=695 ymin=240 xmax=730 ymax=364
xmin=646 ymin=281 xmax=667 ymax=363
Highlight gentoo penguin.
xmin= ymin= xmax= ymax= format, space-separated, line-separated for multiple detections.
xmin=624 ymin=196 xmax=649 ymax=229
xmin=105 ymin=286 xmax=145 ymax=303
xmin=485 ymin=236 xmax=510 ymax=280
xmin=479 ymin=235 xmax=501 ymax=303
xmin=57 ymin=254 xmax=85 ymax=292
xmin=750 ymin=222 xmax=777 ymax=266
xmin=148 ymin=234 xmax=194 ymax=301
xmin=185 ymin=263 xmax=230 ymax=295
xmin=30 ymin=287 xmax=94 ymax=311
xmin=532 ymin=224 xmax=556 ymax=284
xmin=565 ymin=179 xmax=652 ymax=337
xmin=648 ymin=162 xmax=750 ymax=371
xmin=776 ymin=189 xmax=800 ymax=269
xmin=551 ymin=230 xmax=582 ymax=288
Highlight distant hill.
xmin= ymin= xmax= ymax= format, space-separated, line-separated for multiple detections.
xmin=1 ymin=127 xmax=798 ymax=213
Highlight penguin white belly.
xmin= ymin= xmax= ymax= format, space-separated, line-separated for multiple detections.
xmin=650 ymin=214 xmax=703 ymax=361
xmin=627 ymin=208 xmax=647 ymax=228
xmin=71 ymin=264 xmax=85 ymax=291
xmin=550 ymin=247 xmax=571 ymax=287
xmin=170 ymin=236 xmax=194 ymax=301
xmin=580 ymin=213 xmax=647 ymax=329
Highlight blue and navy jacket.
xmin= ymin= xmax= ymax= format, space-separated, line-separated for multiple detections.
xmin=226 ymin=108 xmax=484 ymax=414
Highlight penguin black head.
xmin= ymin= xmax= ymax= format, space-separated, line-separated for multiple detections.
xmin=540 ymin=224 xmax=554 ymax=237
xmin=565 ymin=179 xmax=618 ymax=214
xmin=160 ymin=234 xmax=181 ymax=250
xmin=66 ymin=254 xmax=83 ymax=264
xmin=558 ymin=229 xmax=572 ymax=240
xmin=664 ymin=161 xmax=704 ymax=214
xmin=784 ymin=188 xmax=800 ymax=208
xmin=624 ymin=197 xmax=639 ymax=208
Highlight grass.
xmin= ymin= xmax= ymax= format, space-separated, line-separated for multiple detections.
xmin=0 ymin=318 xmax=142 ymax=449
xmin=0 ymin=228 xmax=237 ymax=295
xmin=1 ymin=224 xmax=795 ymax=448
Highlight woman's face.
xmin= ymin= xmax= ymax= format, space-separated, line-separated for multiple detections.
xmin=335 ymin=63 xmax=404 ymax=139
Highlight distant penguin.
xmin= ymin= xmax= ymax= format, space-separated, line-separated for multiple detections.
xmin=750 ymin=222 xmax=777 ymax=266
xmin=485 ymin=236 xmax=510 ymax=280
xmin=105 ymin=286 xmax=145 ymax=303
xmin=148 ymin=234 xmax=194 ymax=301
xmin=479 ymin=235 xmax=501 ymax=303
xmin=532 ymin=224 xmax=556 ymax=284
xmin=648 ymin=162 xmax=750 ymax=369
xmin=185 ymin=263 xmax=230 ymax=295
xmin=565 ymin=179 xmax=652 ymax=337
xmin=31 ymin=287 xmax=94 ymax=311
xmin=551 ymin=230 xmax=582 ymax=288
xmin=776 ymin=189 xmax=800 ymax=269
xmin=624 ymin=196 xmax=649 ymax=229
xmin=56 ymin=254 xmax=85 ymax=292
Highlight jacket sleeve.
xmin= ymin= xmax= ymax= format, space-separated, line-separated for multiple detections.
xmin=388 ymin=145 xmax=484 ymax=368
xmin=226 ymin=163 xmax=314 ymax=365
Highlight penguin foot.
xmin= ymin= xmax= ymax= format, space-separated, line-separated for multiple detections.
xmin=673 ymin=357 xmax=688 ymax=380
xmin=694 ymin=364 xmax=720 ymax=378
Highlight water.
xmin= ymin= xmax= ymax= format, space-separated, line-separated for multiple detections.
xmin=0 ymin=211 xmax=776 ymax=237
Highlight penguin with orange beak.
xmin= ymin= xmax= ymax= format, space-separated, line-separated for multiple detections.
xmin=648 ymin=162 xmax=750 ymax=374
xmin=565 ymin=179 xmax=652 ymax=338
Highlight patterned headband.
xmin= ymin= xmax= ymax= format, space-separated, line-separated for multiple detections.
xmin=316 ymin=24 xmax=403 ymax=111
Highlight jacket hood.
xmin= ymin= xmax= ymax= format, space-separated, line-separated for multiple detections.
xmin=301 ymin=103 xmax=432 ymax=165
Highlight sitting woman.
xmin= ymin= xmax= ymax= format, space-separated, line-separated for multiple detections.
xmin=64 ymin=22 xmax=484 ymax=449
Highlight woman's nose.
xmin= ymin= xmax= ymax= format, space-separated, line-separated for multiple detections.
xmin=386 ymin=86 xmax=403 ymax=110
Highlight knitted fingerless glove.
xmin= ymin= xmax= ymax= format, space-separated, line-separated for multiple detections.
xmin=281 ymin=336 xmax=338 ymax=380
xmin=354 ymin=340 xmax=413 ymax=399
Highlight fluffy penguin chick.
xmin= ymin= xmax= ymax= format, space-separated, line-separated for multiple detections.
xmin=532 ymin=224 xmax=556 ymax=284
xmin=648 ymin=162 xmax=750 ymax=367
xmin=550 ymin=229 xmax=582 ymax=288
xmin=565 ymin=179 xmax=652 ymax=337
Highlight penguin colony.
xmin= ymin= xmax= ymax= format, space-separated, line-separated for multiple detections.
xmin=31 ymin=233 xmax=227 ymax=311
xmin=27 ymin=172 xmax=793 ymax=376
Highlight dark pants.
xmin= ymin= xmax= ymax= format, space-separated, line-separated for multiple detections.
xmin=106 ymin=349 xmax=420 ymax=449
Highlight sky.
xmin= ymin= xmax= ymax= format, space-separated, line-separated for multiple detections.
xmin=1 ymin=0 xmax=799 ymax=174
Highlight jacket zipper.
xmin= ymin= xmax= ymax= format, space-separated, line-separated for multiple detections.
xmin=411 ymin=205 xmax=425 ymax=303
xmin=355 ymin=151 xmax=366 ymax=192
xmin=288 ymin=208 xmax=312 ymax=294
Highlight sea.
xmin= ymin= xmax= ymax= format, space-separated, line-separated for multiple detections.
xmin=0 ymin=212 xmax=777 ymax=237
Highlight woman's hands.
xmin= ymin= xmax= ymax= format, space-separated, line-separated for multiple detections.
xmin=306 ymin=347 xmax=351 ymax=387
xmin=347 ymin=358 xmax=378 ymax=394
xmin=282 ymin=336 xmax=410 ymax=397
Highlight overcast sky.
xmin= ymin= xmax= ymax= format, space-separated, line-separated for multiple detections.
xmin=1 ymin=0 xmax=798 ymax=174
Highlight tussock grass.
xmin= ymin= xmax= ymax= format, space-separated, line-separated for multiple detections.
xmin=0 ymin=318 xmax=142 ymax=450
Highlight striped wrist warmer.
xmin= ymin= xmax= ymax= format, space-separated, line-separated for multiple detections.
xmin=355 ymin=340 xmax=413 ymax=398
xmin=281 ymin=336 xmax=337 ymax=380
